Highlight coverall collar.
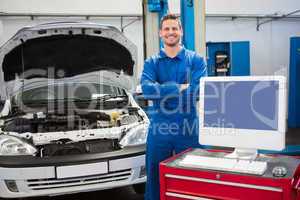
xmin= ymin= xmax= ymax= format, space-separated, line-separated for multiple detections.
xmin=158 ymin=46 xmax=185 ymax=60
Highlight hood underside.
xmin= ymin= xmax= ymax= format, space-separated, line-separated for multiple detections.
xmin=2 ymin=34 xmax=134 ymax=82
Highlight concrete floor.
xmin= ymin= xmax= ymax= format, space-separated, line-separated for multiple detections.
xmin=26 ymin=186 xmax=144 ymax=200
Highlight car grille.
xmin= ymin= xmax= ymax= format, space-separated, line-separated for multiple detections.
xmin=26 ymin=169 xmax=132 ymax=190
xmin=39 ymin=139 xmax=120 ymax=157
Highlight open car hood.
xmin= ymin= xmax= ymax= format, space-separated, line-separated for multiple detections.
xmin=0 ymin=22 xmax=138 ymax=98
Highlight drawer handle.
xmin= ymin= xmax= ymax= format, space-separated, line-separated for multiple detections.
xmin=166 ymin=192 xmax=213 ymax=200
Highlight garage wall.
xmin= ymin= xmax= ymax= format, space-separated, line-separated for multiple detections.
xmin=206 ymin=0 xmax=300 ymax=76
xmin=0 ymin=0 xmax=142 ymax=15
xmin=206 ymin=0 xmax=300 ymax=15
xmin=166 ymin=0 xmax=300 ymax=75
xmin=0 ymin=0 xmax=144 ymax=77
xmin=170 ymin=0 xmax=300 ymax=15
xmin=206 ymin=18 xmax=300 ymax=76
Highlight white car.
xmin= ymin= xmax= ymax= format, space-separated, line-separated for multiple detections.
xmin=0 ymin=22 xmax=149 ymax=198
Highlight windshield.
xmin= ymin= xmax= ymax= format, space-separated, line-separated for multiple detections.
xmin=17 ymin=83 xmax=126 ymax=103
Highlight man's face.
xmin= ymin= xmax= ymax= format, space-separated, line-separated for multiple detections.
xmin=159 ymin=19 xmax=183 ymax=47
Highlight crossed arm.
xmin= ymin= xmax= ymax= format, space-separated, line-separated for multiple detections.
xmin=140 ymin=55 xmax=207 ymax=101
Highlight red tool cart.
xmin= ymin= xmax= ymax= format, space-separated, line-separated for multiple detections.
xmin=160 ymin=148 xmax=300 ymax=200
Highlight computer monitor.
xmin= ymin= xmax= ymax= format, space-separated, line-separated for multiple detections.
xmin=198 ymin=76 xmax=287 ymax=159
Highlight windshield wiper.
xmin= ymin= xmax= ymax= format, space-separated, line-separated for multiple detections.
xmin=22 ymin=97 xmax=84 ymax=104
xmin=21 ymin=94 xmax=127 ymax=105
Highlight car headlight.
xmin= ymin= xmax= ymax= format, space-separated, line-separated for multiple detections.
xmin=0 ymin=135 xmax=37 ymax=156
xmin=119 ymin=124 xmax=148 ymax=148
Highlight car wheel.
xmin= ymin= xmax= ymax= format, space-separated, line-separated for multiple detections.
xmin=132 ymin=183 xmax=145 ymax=194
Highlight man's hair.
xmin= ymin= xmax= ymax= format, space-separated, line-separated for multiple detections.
xmin=159 ymin=14 xmax=182 ymax=30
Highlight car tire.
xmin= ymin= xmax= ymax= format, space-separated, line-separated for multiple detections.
xmin=132 ymin=183 xmax=145 ymax=194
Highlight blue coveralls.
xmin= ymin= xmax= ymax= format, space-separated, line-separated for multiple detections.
xmin=140 ymin=47 xmax=207 ymax=200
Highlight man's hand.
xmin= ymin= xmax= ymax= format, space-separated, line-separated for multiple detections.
xmin=179 ymin=83 xmax=189 ymax=92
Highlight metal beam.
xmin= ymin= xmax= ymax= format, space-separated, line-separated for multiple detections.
xmin=180 ymin=0 xmax=195 ymax=50
xmin=146 ymin=0 xmax=168 ymax=48
xmin=206 ymin=13 xmax=300 ymax=19
xmin=3 ymin=12 xmax=300 ymax=20
xmin=256 ymin=9 xmax=300 ymax=31
xmin=143 ymin=0 xmax=160 ymax=58
xmin=194 ymin=0 xmax=206 ymax=57
xmin=0 ymin=12 xmax=142 ymax=18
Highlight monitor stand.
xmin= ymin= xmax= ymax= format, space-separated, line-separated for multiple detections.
xmin=225 ymin=148 xmax=258 ymax=160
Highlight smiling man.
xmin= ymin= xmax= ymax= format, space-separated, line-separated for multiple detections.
xmin=140 ymin=14 xmax=207 ymax=200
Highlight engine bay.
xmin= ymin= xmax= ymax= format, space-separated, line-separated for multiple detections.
xmin=2 ymin=107 xmax=143 ymax=133
xmin=0 ymin=106 xmax=146 ymax=157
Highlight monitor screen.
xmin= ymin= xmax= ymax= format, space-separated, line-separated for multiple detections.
xmin=199 ymin=76 xmax=286 ymax=151
xmin=204 ymin=81 xmax=279 ymax=131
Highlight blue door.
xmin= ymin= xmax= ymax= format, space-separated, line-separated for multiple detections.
xmin=230 ymin=41 xmax=250 ymax=76
xmin=288 ymin=37 xmax=300 ymax=128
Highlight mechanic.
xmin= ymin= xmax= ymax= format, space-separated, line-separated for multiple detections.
xmin=140 ymin=14 xmax=207 ymax=200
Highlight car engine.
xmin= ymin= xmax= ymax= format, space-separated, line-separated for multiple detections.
xmin=0 ymin=107 xmax=145 ymax=157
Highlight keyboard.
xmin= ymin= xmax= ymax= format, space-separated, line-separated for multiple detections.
xmin=179 ymin=155 xmax=267 ymax=175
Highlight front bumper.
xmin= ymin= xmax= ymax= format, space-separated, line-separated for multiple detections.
xmin=0 ymin=146 xmax=146 ymax=198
